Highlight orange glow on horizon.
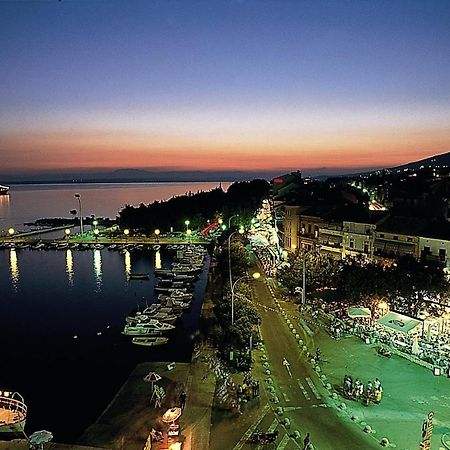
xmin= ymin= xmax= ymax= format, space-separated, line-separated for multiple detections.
xmin=1 ymin=127 xmax=449 ymax=174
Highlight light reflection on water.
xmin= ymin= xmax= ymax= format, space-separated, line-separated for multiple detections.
xmin=93 ymin=249 xmax=102 ymax=290
xmin=9 ymin=248 xmax=19 ymax=289
xmin=66 ymin=249 xmax=74 ymax=285
xmin=124 ymin=250 xmax=131 ymax=276
xmin=155 ymin=250 xmax=162 ymax=269
xmin=0 ymin=247 xmax=209 ymax=441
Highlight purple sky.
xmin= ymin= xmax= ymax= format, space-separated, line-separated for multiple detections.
xmin=1 ymin=0 xmax=450 ymax=177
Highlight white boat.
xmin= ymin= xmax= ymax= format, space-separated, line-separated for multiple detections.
xmin=123 ymin=321 xmax=175 ymax=335
xmin=132 ymin=336 xmax=168 ymax=347
xmin=0 ymin=185 xmax=9 ymax=195
xmin=0 ymin=391 xmax=27 ymax=433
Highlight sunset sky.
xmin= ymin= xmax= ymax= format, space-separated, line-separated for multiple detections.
xmin=1 ymin=0 xmax=450 ymax=178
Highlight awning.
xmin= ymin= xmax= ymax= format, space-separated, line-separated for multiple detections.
xmin=377 ymin=311 xmax=422 ymax=334
xmin=347 ymin=307 xmax=372 ymax=319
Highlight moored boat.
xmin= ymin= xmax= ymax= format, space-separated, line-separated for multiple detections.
xmin=0 ymin=391 xmax=27 ymax=434
xmin=0 ymin=185 xmax=9 ymax=195
xmin=131 ymin=336 xmax=168 ymax=347
xmin=129 ymin=273 xmax=150 ymax=280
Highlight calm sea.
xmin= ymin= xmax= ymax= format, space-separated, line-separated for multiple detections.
xmin=0 ymin=182 xmax=229 ymax=442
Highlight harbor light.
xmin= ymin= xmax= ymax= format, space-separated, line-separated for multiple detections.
xmin=154 ymin=229 xmax=160 ymax=236
xmin=123 ymin=229 xmax=130 ymax=236
xmin=93 ymin=229 xmax=100 ymax=236
xmin=8 ymin=228 xmax=15 ymax=235
xmin=64 ymin=228 xmax=71 ymax=237
xmin=186 ymin=229 xmax=192 ymax=236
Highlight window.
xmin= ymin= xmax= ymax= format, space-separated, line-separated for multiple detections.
xmin=439 ymin=249 xmax=446 ymax=261
xmin=407 ymin=237 xmax=413 ymax=242
xmin=379 ymin=233 xmax=385 ymax=238
xmin=349 ymin=239 xmax=354 ymax=249
xmin=393 ymin=236 xmax=398 ymax=240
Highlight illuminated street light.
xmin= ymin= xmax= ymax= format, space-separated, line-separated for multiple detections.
xmin=154 ymin=229 xmax=160 ymax=242
xmin=228 ymin=214 xmax=239 ymax=229
xmin=124 ymin=229 xmax=130 ymax=242
xmin=74 ymin=193 xmax=84 ymax=235
xmin=228 ymin=227 xmax=247 ymax=319
xmin=93 ymin=228 xmax=100 ymax=239
xmin=8 ymin=228 xmax=15 ymax=236
xmin=231 ymin=272 xmax=261 ymax=325
xmin=186 ymin=229 xmax=192 ymax=236
xmin=184 ymin=220 xmax=190 ymax=231
xmin=64 ymin=228 xmax=71 ymax=239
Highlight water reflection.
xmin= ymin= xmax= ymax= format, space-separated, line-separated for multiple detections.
xmin=93 ymin=250 xmax=102 ymax=290
xmin=0 ymin=195 xmax=11 ymax=233
xmin=9 ymin=248 xmax=19 ymax=290
xmin=66 ymin=249 xmax=74 ymax=285
xmin=124 ymin=250 xmax=131 ymax=277
xmin=155 ymin=250 xmax=162 ymax=269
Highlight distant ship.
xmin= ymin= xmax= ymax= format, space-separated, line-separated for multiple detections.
xmin=0 ymin=185 xmax=9 ymax=195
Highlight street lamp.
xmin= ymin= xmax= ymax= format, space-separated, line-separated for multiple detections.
xmin=228 ymin=227 xmax=246 ymax=302
xmin=74 ymin=193 xmax=84 ymax=236
xmin=8 ymin=227 xmax=15 ymax=236
xmin=93 ymin=228 xmax=100 ymax=240
xmin=228 ymin=214 xmax=239 ymax=229
xmin=64 ymin=228 xmax=71 ymax=239
xmin=154 ymin=229 xmax=160 ymax=242
xmin=184 ymin=220 xmax=190 ymax=231
xmin=231 ymin=272 xmax=260 ymax=325
xmin=124 ymin=228 xmax=130 ymax=242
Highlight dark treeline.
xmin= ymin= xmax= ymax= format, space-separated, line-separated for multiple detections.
xmin=118 ymin=179 xmax=270 ymax=232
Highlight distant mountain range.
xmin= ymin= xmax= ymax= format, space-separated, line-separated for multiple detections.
xmin=1 ymin=151 xmax=449 ymax=184
xmin=0 ymin=167 xmax=369 ymax=184
xmin=390 ymin=151 xmax=450 ymax=171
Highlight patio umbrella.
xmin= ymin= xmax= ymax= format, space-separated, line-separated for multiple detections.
xmin=144 ymin=371 xmax=162 ymax=392
xmin=162 ymin=407 xmax=182 ymax=424
xmin=29 ymin=430 xmax=53 ymax=445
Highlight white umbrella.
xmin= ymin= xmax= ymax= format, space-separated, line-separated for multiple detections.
xmin=29 ymin=430 xmax=53 ymax=445
xmin=162 ymin=407 xmax=182 ymax=423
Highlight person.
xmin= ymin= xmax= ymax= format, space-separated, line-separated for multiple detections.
xmin=179 ymin=391 xmax=187 ymax=410
xmin=374 ymin=378 xmax=381 ymax=391
xmin=303 ymin=432 xmax=311 ymax=450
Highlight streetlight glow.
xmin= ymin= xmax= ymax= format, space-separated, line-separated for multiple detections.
xmin=8 ymin=228 xmax=15 ymax=235
xmin=124 ymin=229 xmax=130 ymax=235
xmin=74 ymin=193 xmax=84 ymax=235
xmin=93 ymin=228 xmax=100 ymax=236
xmin=64 ymin=228 xmax=71 ymax=236
xmin=231 ymin=273 xmax=262 ymax=325
xmin=154 ymin=229 xmax=160 ymax=236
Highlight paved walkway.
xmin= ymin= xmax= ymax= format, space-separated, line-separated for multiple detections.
xmin=277 ymin=294 xmax=450 ymax=450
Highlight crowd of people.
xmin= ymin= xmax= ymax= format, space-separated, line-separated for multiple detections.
xmin=343 ymin=375 xmax=383 ymax=405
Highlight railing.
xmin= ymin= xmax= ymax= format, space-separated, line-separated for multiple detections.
xmin=0 ymin=395 xmax=27 ymax=423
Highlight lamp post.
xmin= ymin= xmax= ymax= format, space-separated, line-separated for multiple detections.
xmin=93 ymin=228 xmax=100 ymax=240
xmin=8 ymin=227 xmax=15 ymax=237
xmin=74 ymin=193 xmax=84 ymax=236
xmin=228 ymin=214 xmax=239 ymax=230
xmin=184 ymin=220 xmax=190 ymax=231
xmin=124 ymin=228 xmax=130 ymax=242
xmin=64 ymin=228 xmax=71 ymax=240
xmin=295 ymin=254 xmax=306 ymax=307
xmin=154 ymin=229 xmax=160 ymax=243
xmin=231 ymin=272 xmax=260 ymax=325
xmin=228 ymin=228 xmax=245 ymax=292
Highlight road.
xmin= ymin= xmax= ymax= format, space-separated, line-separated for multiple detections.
xmin=246 ymin=273 xmax=380 ymax=450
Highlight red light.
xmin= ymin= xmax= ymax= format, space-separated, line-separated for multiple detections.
xmin=274 ymin=178 xmax=283 ymax=184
